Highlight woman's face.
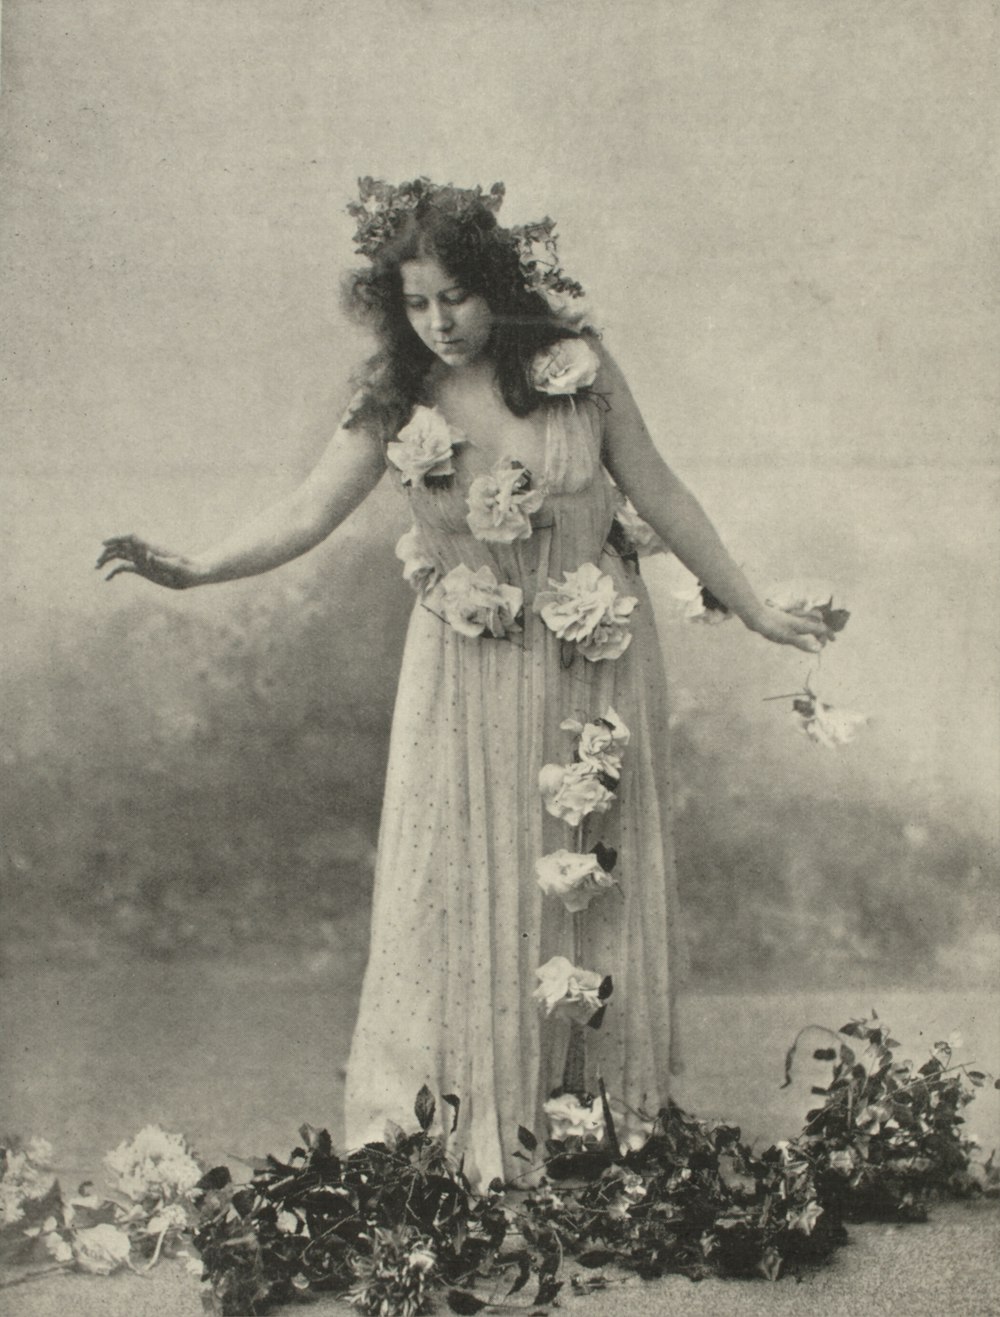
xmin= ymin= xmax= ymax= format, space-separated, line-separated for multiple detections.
xmin=400 ymin=256 xmax=494 ymax=368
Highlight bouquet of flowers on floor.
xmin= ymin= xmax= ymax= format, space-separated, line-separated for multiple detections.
xmin=0 ymin=1124 xmax=207 ymax=1282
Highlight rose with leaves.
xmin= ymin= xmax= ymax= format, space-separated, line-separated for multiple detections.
xmin=535 ymin=849 xmax=616 ymax=913
xmin=103 ymin=1126 xmax=203 ymax=1205
xmin=792 ymin=692 xmax=867 ymax=749
xmin=465 ymin=460 xmax=545 ymax=543
xmin=542 ymin=1093 xmax=606 ymax=1141
xmin=386 ymin=405 xmax=465 ymax=488
xmin=673 ymin=576 xmax=732 ymax=625
xmin=534 ymin=562 xmax=638 ymax=662
xmin=560 ymin=707 xmax=630 ymax=780
xmin=426 ymin=564 xmax=524 ymax=640
xmin=538 ymin=760 xmax=615 ymax=827
xmin=530 ymin=338 xmax=600 ymax=396
xmin=533 ymin=955 xmax=609 ymax=1026
xmin=612 ymin=492 xmax=668 ymax=558
xmin=394 ymin=524 xmax=440 ymax=594
xmin=766 ymin=579 xmax=850 ymax=638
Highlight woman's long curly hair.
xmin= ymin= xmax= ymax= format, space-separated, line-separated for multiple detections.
xmin=343 ymin=201 xmax=579 ymax=445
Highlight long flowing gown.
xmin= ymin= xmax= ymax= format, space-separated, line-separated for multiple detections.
xmin=344 ymin=393 xmax=684 ymax=1185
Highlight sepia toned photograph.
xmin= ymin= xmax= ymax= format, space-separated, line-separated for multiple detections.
xmin=1 ymin=2 xmax=997 ymax=1313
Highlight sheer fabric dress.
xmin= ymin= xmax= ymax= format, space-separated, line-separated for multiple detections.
xmin=344 ymin=392 xmax=684 ymax=1185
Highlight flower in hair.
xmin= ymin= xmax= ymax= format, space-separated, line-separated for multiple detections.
xmin=347 ymin=176 xmax=586 ymax=304
xmin=347 ymin=176 xmax=506 ymax=261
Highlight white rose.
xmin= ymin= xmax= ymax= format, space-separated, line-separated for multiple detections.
xmin=432 ymin=564 xmax=523 ymax=639
xmin=532 ymin=955 xmax=607 ymax=1025
xmin=534 ymin=562 xmax=638 ymax=662
xmin=535 ymin=849 xmax=615 ymax=913
xmin=579 ymin=611 xmax=632 ymax=663
xmin=395 ymin=525 xmax=439 ymax=593
xmin=538 ymin=761 xmax=614 ymax=827
xmin=559 ymin=707 xmax=630 ymax=780
xmin=793 ymin=694 xmax=868 ymax=749
xmin=612 ymin=494 xmax=668 ymax=557
xmin=530 ymin=338 xmax=600 ymax=396
xmin=765 ymin=579 xmax=837 ymax=615
xmin=542 ymin=1093 xmax=605 ymax=1141
xmin=145 ymin=1202 xmax=190 ymax=1234
xmin=103 ymin=1125 xmax=202 ymax=1201
xmin=386 ymin=406 xmax=465 ymax=487
xmin=465 ymin=461 xmax=545 ymax=543
xmin=44 ymin=1231 xmax=74 ymax=1263
xmin=72 ymin=1224 xmax=133 ymax=1275
xmin=672 ymin=578 xmax=732 ymax=625
xmin=542 ymin=287 xmax=598 ymax=331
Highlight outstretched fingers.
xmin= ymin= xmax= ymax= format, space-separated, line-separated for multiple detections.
xmin=104 ymin=563 xmax=139 ymax=582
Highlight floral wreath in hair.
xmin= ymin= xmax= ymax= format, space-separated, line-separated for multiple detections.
xmin=346 ymin=176 xmax=587 ymax=307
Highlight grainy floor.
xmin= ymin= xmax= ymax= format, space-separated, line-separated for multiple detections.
xmin=2 ymin=961 xmax=998 ymax=1315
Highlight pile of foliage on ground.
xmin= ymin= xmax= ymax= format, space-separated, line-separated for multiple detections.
xmin=2 ymin=1015 xmax=995 ymax=1313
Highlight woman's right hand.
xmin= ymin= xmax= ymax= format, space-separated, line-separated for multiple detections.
xmin=96 ymin=534 xmax=205 ymax=590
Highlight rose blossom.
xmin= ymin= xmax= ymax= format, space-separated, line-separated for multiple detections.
xmin=427 ymin=564 xmax=523 ymax=640
xmin=560 ymin=707 xmax=630 ymax=780
xmin=612 ymin=493 xmax=668 ymax=557
xmin=542 ymin=1093 xmax=605 ymax=1141
xmin=103 ymin=1125 xmax=203 ymax=1203
xmin=465 ymin=460 xmax=545 ymax=543
xmin=541 ymin=287 xmax=596 ymax=330
xmin=394 ymin=525 xmax=440 ymax=593
xmin=386 ymin=406 xmax=465 ymax=487
xmin=529 ymin=338 xmax=600 ymax=396
xmin=538 ymin=761 xmax=614 ymax=826
xmin=533 ymin=562 xmax=638 ymax=662
xmin=792 ymin=694 xmax=868 ymax=749
xmin=672 ymin=578 xmax=732 ymax=625
xmin=532 ymin=955 xmax=606 ymax=1025
xmin=535 ymin=849 xmax=615 ymax=912
xmin=71 ymin=1224 xmax=133 ymax=1275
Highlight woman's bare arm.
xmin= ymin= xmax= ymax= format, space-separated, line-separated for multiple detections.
xmin=597 ymin=347 xmax=829 ymax=652
xmin=97 ymin=408 xmax=385 ymax=588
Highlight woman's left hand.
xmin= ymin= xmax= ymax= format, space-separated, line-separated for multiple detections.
xmin=747 ymin=604 xmax=832 ymax=654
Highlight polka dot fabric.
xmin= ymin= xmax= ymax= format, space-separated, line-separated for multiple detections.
xmin=344 ymin=396 xmax=685 ymax=1185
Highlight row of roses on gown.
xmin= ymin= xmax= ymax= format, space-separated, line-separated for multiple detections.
xmin=386 ymin=341 xmax=650 ymax=1147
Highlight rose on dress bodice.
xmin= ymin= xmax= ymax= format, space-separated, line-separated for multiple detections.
xmin=426 ymin=563 xmax=523 ymax=640
xmin=387 ymin=406 xmax=465 ymax=487
xmin=395 ymin=524 xmax=440 ymax=593
xmin=465 ymin=460 xmax=545 ymax=543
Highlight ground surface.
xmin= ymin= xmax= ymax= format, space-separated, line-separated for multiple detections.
xmin=1 ymin=963 xmax=998 ymax=1315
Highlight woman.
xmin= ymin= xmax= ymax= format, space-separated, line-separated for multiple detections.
xmin=98 ymin=178 xmax=829 ymax=1184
